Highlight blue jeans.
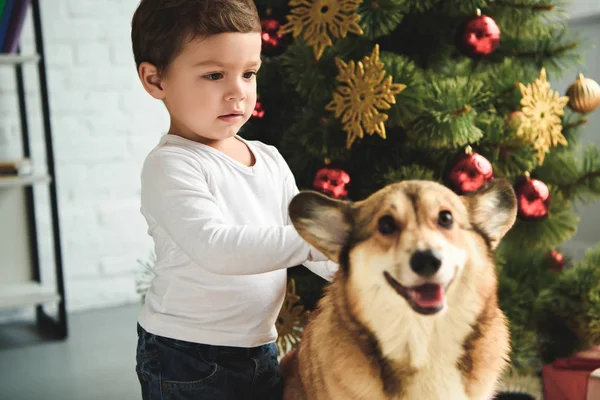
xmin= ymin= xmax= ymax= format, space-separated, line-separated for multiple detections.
xmin=135 ymin=324 xmax=283 ymax=400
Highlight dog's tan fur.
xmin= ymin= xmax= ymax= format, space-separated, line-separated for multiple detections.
xmin=281 ymin=179 xmax=517 ymax=400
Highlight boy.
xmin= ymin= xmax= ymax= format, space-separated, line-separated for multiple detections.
xmin=130 ymin=1 xmax=338 ymax=399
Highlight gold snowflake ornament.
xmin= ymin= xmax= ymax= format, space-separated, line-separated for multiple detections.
xmin=278 ymin=0 xmax=364 ymax=60
xmin=325 ymin=45 xmax=407 ymax=149
xmin=517 ymin=67 xmax=570 ymax=164
xmin=275 ymin=279 xmax=309 ymax=358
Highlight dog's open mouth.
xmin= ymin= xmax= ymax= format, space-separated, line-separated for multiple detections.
xmin=383 ymin=271 xmax=445 ymax=315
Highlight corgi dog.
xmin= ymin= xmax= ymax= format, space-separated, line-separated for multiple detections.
xmin=281 ymin=179 xmax=517 ymax=400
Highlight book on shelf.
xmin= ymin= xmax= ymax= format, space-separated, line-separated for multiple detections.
xmin=0 ymin=0 xmax=31 ymax=54
xmin=0 ymin=158 xmax=32 ymax=176
xmin=0 ymin=0 xmax=15 ymax=51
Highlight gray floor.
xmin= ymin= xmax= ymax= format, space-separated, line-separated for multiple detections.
xmin=0 ymin=304 xmax=142 ymax=400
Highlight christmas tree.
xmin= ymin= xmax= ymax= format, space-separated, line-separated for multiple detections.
xmin=242 ymin=0 xmax=600 ymax=395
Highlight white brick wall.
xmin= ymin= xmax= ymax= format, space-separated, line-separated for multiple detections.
xmin=0 ymin=0 xmax=168 ymax=313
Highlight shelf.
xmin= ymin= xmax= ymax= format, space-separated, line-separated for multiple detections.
xmin=0 ymin=282 xmax=61 ymax=310
xmin=0 ymin=54 xmax=40 ymax=65
xmin=0 ymin=0 xmax=68 ymax=341
xmin=0 ymin=174 xmax=51 ymax=188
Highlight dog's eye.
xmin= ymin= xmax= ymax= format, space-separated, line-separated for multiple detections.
xmin=378 ymin=215 xmax=398 ymax=235
xmin=438 ymin=210 xmax=453 ymax=228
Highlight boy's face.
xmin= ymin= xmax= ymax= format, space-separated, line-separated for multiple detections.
xmin=143 ymin=32 xmax=262 ymax=144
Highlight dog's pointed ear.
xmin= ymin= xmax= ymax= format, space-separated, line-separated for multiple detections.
xmin=289 ymin=191 xmax=352 ymax=264
xmin=461 ymin=179 xmax=517 ymax=249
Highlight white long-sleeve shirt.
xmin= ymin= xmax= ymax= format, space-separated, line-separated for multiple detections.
xmin=137 ymin=134 xmax=338 ymax=347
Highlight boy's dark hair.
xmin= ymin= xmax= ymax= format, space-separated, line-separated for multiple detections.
xmin=131 ymin=0 xmax=261 ymax=74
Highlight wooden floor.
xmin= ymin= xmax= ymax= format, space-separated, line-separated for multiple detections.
xmin=0 ymin=303 xmax=141 ymax=400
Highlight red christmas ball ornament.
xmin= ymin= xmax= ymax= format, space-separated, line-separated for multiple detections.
xmin=456 ymin=10 xmax=501 ymax=57
xmin=515 ymin=174 xmax=550 ymax=220
xmin=252 ymin=101 xmax=265 ymax=119
xmin=449 ymin=147 xmax=494 ymax=194
xmin=549 ymin=249 xmax=565 ymax=273
xmin=260 ymin=18 xmax=284 ymax=55
xmin=313 ymin=167 xmax=350 ymax=199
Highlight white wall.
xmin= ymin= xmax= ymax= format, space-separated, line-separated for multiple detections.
xmin=0 ymin=0 xmax=598 ymax=316
xmin=0 ymin=0 xmax=168 ymax=313
xmin=569 ymin=0 xmax=600 ymax=21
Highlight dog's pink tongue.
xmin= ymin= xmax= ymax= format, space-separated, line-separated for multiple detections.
xmin=412 ymin=284 xmax=444 ymax=308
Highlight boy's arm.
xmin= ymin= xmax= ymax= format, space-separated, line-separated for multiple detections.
xmin=303 ymin=259 xmax=339 ymax=282
xmin=278 ymin=153 xmax=340 ymax=282
xmin=142 ymin=152 xmax=312 ymax=275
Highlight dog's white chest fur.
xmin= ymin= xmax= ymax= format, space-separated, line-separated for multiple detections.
xmin=403 ymin=319 xmax=473 ymax=399
xmin=364 ymin=276 xmax=480 ymax=400
xmin=402 ymin=368 xmax=468 ymax=400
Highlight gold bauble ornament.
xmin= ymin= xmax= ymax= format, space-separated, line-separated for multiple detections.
xmin=506 ymin=110 xmax=525 ymax=133
xmin=566 ymin=73 xmax=600 ymax=114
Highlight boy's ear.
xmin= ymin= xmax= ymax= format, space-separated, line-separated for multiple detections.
xmin=138 ymin=62 xmax=165 ymax=100
xmin=289 ymin=191 xmax=352 ymax=264
xmin=461 ymin=179 xmax=517 ymax=249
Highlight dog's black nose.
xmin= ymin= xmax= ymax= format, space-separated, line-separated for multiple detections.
xmin=410 ymin=249 xmax=442 ymax=277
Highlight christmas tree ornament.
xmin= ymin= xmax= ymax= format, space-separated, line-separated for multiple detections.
xmin=456 ymin=9 xmax=501 ymax=57
xmin=275 ymin=279 xmax=309 ymax=358
xmin=515 ymin=173 xmax=550 ymax=220
xmin=260 ymin=18 xmax=285 ymax=55
xmin=448 ymin=146 xmax=494 ymax=194
xmin=325 ymin=45 xmax=407 ymax=148
xmin=278 ymin=0 xmax=363 ymax=60
xmin=549 ymin=249 xmax=565 ymax=272
xmin=506 ymin=110 xmax=525 ymax=133
xmin=566 ymin=73 xmax=600 ymax=114
xmin=516 ymin=67 xmax=570 ymax=164
xmin=313 ymin=166 xmax=351 ymax=199
xmin=252 ymin=100 xmax=265 ymax=119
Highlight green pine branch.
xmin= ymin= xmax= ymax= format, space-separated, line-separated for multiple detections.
xmin=479 ymin=58 xmax=538 ymax=111
xmin=498 ymin=269 xmax=545 ymax=373
xmin=406 ymin=76 xmax=490 ymax=149
xmin=494 ymin=0 xmax=555 ymax=10
xmin=489 ymin=0 xmax=569 ymax=41
xmin=379 ymin=164 xmax=438 ymax=186
xmin=473 ymin=113 xmax=539 ymax=178
xmin=279 ymin=38 xmax=374 ymax=106
xmin=404 ymin=0 xmax=444 ymax=13
xmin=496 ymin=241 xmax=562 ymax=373
xmin=559 ymin=145 xmax=600 ymax=203
xmin=358 ymin=0 xmax=409 ymax=39
xmin=533 ymin=143 xmax=600 ymax=204
xmin=560 ymin=110 xmax=589 ymax=146
xmin=434 ymin=0 xmax=494 ymax=15
xmin=279 ymin=41 xmax=338 ymax=107
xmin=380 ymin=52 xmax=423 ymax=129
xmin=497 ymin=242 xmax=558 ymax=300
xmin=497 ymin=28 xmax=581 ymax=75
xmin=536 ymin=243 xmax=600 ymax=362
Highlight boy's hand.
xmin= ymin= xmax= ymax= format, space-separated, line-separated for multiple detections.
xmin=308 ymin=246 xmax=329 ymax=262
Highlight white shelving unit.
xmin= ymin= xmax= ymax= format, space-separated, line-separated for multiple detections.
xmin=0 ymin=174 xmax=51 ymax=188
xmin=0 ymin=54 xmax=40 ymax=65
xmin=0 ymin=0 xmax=67 ymax=341
xmin=0 ymin=282 xmax=60 ymax=309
